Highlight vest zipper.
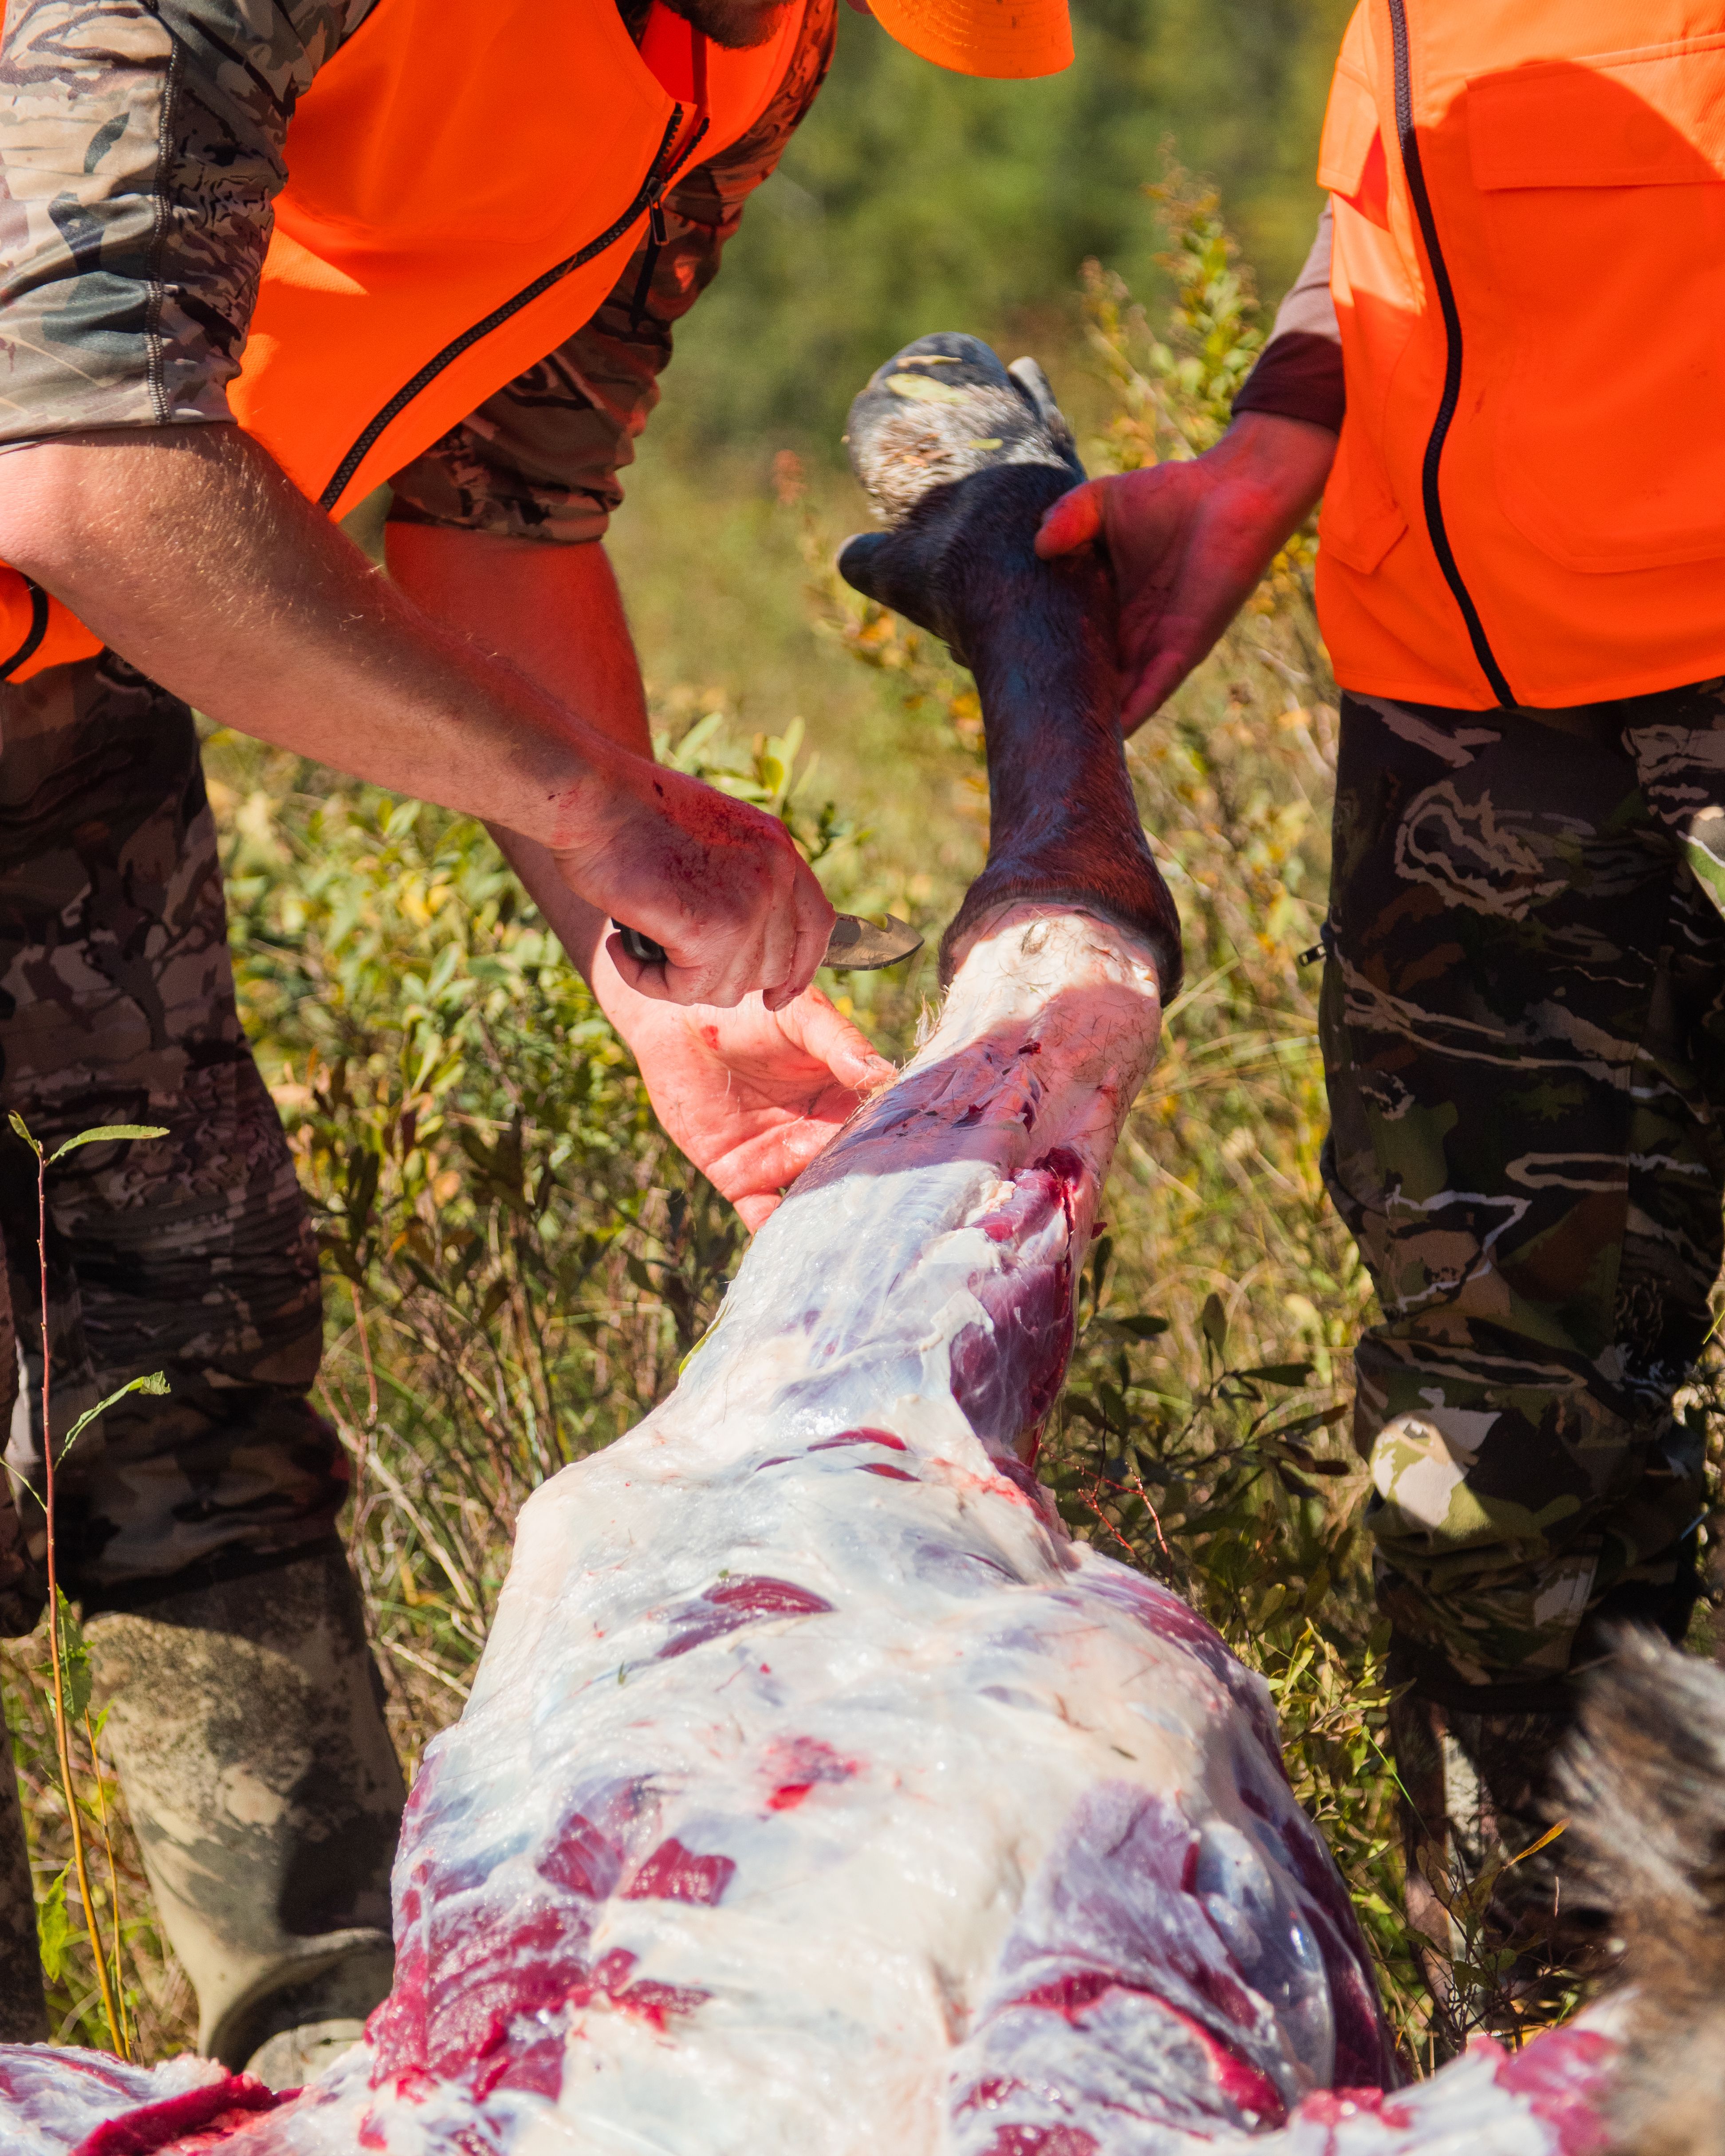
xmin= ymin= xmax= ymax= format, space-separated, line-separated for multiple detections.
xmin=1385 ymin=0 xmax=1514 ymax=708
xmin=0 ymin=578 xmax=49 ymax=683
xmin=627 ymin=198 xmax=670 ymax=336
xmin=318 ymin=106 xmax=709 ymax=514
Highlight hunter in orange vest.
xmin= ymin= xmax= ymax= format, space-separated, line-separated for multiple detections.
xmin=0 ymin=0 xmax=1069 ymax=2076
xmin=1039 ymin=0 xmax=1725 ymax=2008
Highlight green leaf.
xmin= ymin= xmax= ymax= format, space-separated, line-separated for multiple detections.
xmin=58 ymin=1370 xmax=171 ymax=1465
xmin=35 ymin=1864 xmax=71 ymax=1983
xmin=55 ymin=1589 xmax=92 ymax=1721
xmin=1267 ymin=1402 xmax=1350 ymax=1444
xmin=7 ymin=1111 xmax=39 ymax=1157
xmin=48 ymin=1124 xmax=169 ymax=1164
xmin=1200 ymin=1292 xmax=1228 ymax=1354
xmin=1237 ymin=1361 xmax=1314 ymax=1387
xmin=1103 ymin=1314 xmax=1170 ymax=1341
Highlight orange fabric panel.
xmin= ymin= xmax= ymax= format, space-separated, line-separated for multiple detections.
xmin=0 ymin=568 xmax=103 ymax=684
xmin=22 ymin=0 xmax=804 ymax=679
xmin=232 ymin=0 xmax=804 ymax=519
xmin=1318 ymin=0 xmax=1725 ymax=708
xmin=1469 ymin=33 xmax=1725 ymax=187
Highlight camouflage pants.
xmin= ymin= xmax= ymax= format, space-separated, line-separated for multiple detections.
xmin=0 ymin=653 xmax=345 ymax=1632
xmin=1320 ymin=684 xmax=1725 ymax=1704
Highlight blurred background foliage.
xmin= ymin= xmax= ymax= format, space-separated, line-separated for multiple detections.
xmin=658 ymin=0 xmax=1349 ymax=452
xmin=11 ymin=0 xmax=1713 ymax=2081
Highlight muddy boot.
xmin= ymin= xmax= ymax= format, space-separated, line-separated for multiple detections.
xmin=87 ymin=1543 xmax=405 ymax=2082
xmin=0 ymin=1729 xmax=47 ymax=2042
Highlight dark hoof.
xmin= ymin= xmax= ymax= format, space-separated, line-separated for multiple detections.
xmin=843 ymin=333 xmax=1082 ymax=528
xmin=839 ymin=335 xmax=1085 ymax=653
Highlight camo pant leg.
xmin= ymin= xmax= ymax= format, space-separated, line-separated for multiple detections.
xmin=1321 ymin=688 xmax=1725 ymax=1701
xmin=0 ymin=653 xmax=346 ymax=1625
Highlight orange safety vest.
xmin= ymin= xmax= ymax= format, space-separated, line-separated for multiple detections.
xmin=0 ymin=0 xmax=804 ymax=683
xmin=1316 ymin=1 xmax=1725 ymax=709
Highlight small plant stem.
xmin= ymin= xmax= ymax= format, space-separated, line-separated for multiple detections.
xmin=32 ymin=1142 xmax=123 ymax=2056
xmin=83 ymin=1709 xmax=131 ymax=2061
xmin=351 ymin=1277 xmax=378 ymax=1430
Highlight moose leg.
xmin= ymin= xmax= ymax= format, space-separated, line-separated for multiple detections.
xmin=839 ymin=334 xmax=1182 ymax=993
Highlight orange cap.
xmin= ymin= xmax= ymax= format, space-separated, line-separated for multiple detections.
xmin=865 ymin=0 xmax=1072 ymax=79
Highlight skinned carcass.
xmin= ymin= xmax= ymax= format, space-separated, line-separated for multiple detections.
xmin=2 ymin=341 xmax=1632 ymax=2156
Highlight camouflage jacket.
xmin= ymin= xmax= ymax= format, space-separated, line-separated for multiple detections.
xmin=0 ymin=0 xmax=836 ymax=543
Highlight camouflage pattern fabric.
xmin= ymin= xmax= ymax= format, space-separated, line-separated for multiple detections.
xmin=1322 ymin=685 xmax=1725 ymax=1701
xmin=0 ymin=0 xmax=836 ymax=553
xmin=0 ymin=651 xmax=345 ymax=1633
xmin=385 ymin=0 xmax=837 ymax=546
xmin=0 ymin=0 xmax=378 ymax=439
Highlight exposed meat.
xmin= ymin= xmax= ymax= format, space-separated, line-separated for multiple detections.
xmin=0 ymin=339 xmax=1625 ymax=2152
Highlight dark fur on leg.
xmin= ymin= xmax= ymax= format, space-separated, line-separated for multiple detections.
xmin=839 ymin=334 xmax=1182 ymax=996
xmin=1556 ymin=1626 xmax=1725 ymax=2156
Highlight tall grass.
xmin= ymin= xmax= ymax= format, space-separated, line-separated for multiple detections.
xmin=7 ymin=176 xmax=1716 ymax=2077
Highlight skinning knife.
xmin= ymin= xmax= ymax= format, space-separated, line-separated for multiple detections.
xmin=614 ymin=913 xmax=923 ymax=974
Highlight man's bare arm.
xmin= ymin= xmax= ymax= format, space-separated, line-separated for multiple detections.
xmin=0 ymin=425 xmax=832 ymax=1009
xmin=386 ymin=521 xmax=652 ymax=987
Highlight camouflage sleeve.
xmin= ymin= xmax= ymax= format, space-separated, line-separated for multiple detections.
xmin=386 ymin=0 xmax=837 ymax=547
xmin=0 ymin=0 xmax=376 ymax=443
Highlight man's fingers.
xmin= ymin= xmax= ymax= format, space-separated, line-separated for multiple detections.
xmin=608 ymin=931 xmax=750 ymax=1010
xmin=831 ymin=1043 xmax=897 ymax=1094
xmin=735 ymin=1192 xmax=781 ymax=1231
xmin=763 ymin=878 xmax=835 ymax=1013
xmin=776 ymin=988 xmax=896 ymax=1091
xmin=1116 ymin=605 xmax=1219 ymax=732
xmin=605 ymin=930 xmax=672 ymax=999
xmin=1034 ymin=480 xmax=1107 ymax=561
xmin=1119 ymin=652 xmax=1187 ymax=734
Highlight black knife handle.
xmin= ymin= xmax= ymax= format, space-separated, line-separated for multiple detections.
xmin=614 ymin=923 xmax=669 ymax=968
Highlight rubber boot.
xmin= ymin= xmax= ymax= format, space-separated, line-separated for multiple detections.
xmin=87 ymin=1544 xmax=405 ymax=2082
xmin=0 ymin=1728 xmax=47 ymax=2042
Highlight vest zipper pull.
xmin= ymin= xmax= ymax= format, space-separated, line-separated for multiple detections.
xmin=626 ymin=91 xmax=683 ymax=339
xmin=628 ymin=196 xmax=668 ymax=335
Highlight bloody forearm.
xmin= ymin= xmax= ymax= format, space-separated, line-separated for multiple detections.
xmin=0 ymin=426 xmax=636 ymax=857
xmin=384 ymin=523 xmax=655 ymax=986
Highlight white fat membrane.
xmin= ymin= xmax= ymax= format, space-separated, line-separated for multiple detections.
xmin=0 ymin=909 xmax=1617 ymax=2156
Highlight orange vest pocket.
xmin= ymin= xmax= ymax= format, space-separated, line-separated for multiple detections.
xmin=1470 ymin=36 xmax=1725 ymax=573
xmin=1319 ymin=420 xmax=1408 ymax=577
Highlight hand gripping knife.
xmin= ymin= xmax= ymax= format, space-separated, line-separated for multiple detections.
xmin=614 ymin=913 xmax=922 ymax=974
